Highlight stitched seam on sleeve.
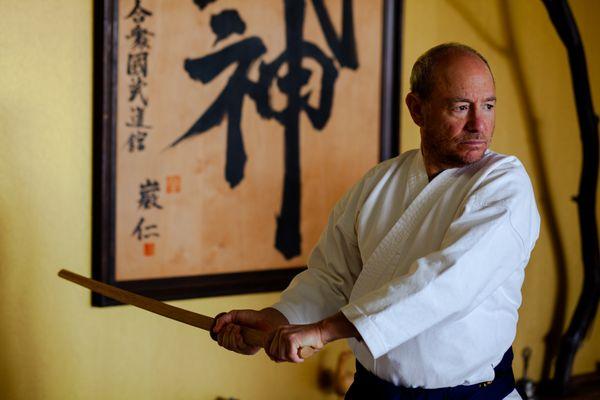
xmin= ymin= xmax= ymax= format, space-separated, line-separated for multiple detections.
xmin=505 ymin=206 xmax=526 ymax=258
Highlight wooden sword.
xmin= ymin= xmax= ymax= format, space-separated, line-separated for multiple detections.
xmin=58 ymin=269 xmax=315 ymax=359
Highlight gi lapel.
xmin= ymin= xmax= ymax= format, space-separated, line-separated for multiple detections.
xmin=350 ymin=160 xmax=460 ymax=300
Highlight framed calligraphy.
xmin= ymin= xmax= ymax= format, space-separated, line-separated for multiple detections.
xmin=93 ymin=0 xmax=403 ymax=306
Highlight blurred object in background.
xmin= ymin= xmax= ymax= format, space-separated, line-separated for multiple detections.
xmin=318 ymin=347 xmax=356 ymax=397
xmin=517 ymin=346 xmax=538 ymax=399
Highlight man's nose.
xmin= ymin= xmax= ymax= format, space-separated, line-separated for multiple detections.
xmin=466 ymin=108 xmax=486 ymax=133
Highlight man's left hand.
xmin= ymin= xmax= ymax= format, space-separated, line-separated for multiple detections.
xmin=265 ymin=311 xmax=361 ymax=363
xmin=266 ymin=322 xmax=326 ymax=363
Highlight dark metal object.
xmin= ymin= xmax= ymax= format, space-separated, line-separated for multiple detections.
xmin=516 ymin=347 xmax=538 ymax=400
xmin=92 ymin=1 xmax=403 ymax=306
xmin=541 ymin=0 xmax=600 ymax=393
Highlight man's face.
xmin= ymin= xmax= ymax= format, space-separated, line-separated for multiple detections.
xmin=417 ymin=53 xmax=496 ymax=171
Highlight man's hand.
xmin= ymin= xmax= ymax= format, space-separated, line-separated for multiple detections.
xmin=266 ymin=312 xmax=360 ymax=363
xmin=212 ymin=308 xmax=288 ymax=355
xmin=267 ymin=322 xmax=326 ymax=363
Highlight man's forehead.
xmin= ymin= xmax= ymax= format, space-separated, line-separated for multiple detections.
xmin=430 ymin=54 xmax=495 ymax=95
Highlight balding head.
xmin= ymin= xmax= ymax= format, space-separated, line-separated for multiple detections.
xmin=409 ymin=43 xmax=493 ymax=100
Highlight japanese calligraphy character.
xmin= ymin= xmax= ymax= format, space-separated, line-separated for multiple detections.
xmin=126 ymin=106 xmax=152 ymax=128
xmin=138 ymin=179 xmax=163 ymax=209
xmin=127 ymin=52 xmax=149 ymax=77
xmin=128 ymin=76 xmax=148 ymax=105
xmin=127 ymin=131 xmax=148 ymax=152
xmin=126 ymin=24 xmax=154 ymax=50
xmin=132 ymin=217 xmax=159 ymax=240
xmin=126 ymin=0 xmax=153 ymax=24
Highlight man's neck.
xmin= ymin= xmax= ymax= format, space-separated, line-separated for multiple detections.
xmin=421 ymin=149 xmax=446 ymax=181
xmin=428 ymin=170 xmax=444 ymax=182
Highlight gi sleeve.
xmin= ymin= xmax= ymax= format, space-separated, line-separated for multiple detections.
xmin=271 ymin=176 xmax=371 ymax=325
xmin=340 ymin=166 xmax=540 ymax=359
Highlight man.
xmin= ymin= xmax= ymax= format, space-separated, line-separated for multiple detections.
xmin=213 ymin=43 xmax=540 ymax=399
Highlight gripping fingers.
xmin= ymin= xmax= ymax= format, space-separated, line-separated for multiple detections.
xmin=217 ymin=324 xmax=232 ymax=349
xmin=232 ymin=325 xmax=248 ymax=352
xmin=211 ymin=312 xmax=228 ymax=341
xmin=287 ymin=338 xmax=305 ymax=363
xmin=217 ymin=323 xmax=260 ymax=356
xmin=228 ymin=325 xmax=246 ymax=352
xmin=212 ymin=312 xmax=233 ymax=334
xmin=267 ymin=328 xmax=304 ymax=363
xmin=224 ymin=325 xmax=236 ymax=351
xmin=218 ymin=324 xmax=235 ymax=351
xmin=267 ymin=331 xmax=284 ymax=363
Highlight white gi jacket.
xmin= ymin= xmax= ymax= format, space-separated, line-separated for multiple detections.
xmin=272 ymin=149 xmax=540 ymax=395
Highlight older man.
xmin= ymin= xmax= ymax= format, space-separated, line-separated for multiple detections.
xmin=213 ymin=43 xmax=539 ymax=399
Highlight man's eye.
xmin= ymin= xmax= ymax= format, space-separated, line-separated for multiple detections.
xmin=484 ymin=103 xmax=495 ymax=110
xmin=454 ymin=105 xmax=469 ymax=111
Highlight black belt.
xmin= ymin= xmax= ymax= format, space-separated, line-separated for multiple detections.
xmin=345 ymin=348 xmax=516 ymax=400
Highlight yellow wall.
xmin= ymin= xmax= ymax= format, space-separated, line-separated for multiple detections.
xmin=0 ymin=1 xmax=598 ymax=399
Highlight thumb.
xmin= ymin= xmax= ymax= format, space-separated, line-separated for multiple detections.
xmin=212 ymin=311 xmax=235 ymax=333
xmin=213 ymin=309 xmax=260 ymax=333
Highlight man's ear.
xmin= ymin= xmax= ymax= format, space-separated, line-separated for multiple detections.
xmin=405 ymin=92 xmax=425 ymax=127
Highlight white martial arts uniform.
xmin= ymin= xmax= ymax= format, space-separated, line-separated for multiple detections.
xmin=272 ymin=149 xmax=539 ymax=399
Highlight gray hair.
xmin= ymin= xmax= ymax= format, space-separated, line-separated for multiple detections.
xmin=409 ymin=43 xmax=492 ymax=99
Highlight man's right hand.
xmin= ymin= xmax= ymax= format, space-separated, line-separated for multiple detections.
xmin=212 ymin=308 xmax=288 ymax=355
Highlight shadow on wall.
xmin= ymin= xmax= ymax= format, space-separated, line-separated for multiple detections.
xmin=447 ymin=0 xmax=569 ymax=383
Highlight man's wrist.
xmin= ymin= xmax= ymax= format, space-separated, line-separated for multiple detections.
xmin=319 ymin=311 xmax=360 ymax=345
xmin=260 ymin=307 xmax=289 ymax=327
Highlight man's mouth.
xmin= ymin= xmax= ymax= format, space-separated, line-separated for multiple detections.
xmin=460 ymin=140 xmax=486 ymax=146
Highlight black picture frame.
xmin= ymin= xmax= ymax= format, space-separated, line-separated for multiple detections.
xmin=92 ymin=0 xmax=403 ymax=306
